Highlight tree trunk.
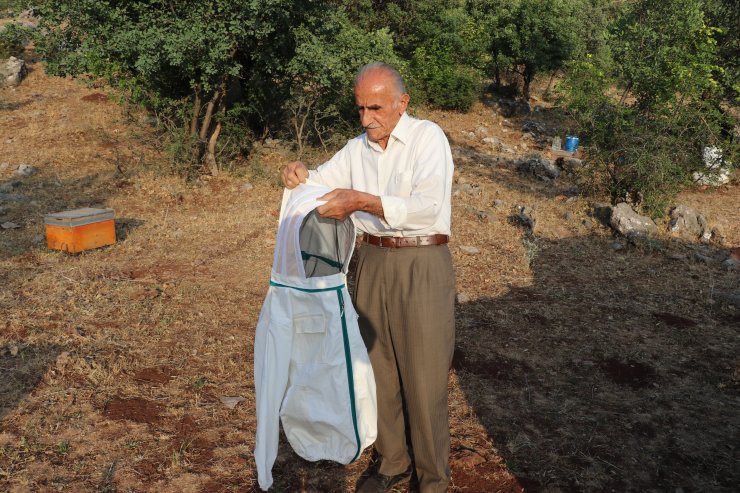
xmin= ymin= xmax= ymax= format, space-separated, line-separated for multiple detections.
xmin=205 ymin=120 xmax=222 ymax=176
xmin=619 ymin=81 xmax=633 ymax=106
xmin=191 ymin=87 xmax=222 ymax=165
xmin=204 ymin=79 xmax=228 ymax=176
xmin=189 ymin=85 xmax=202 ymax=136
xmin=545 ymin=70 xmax=558 ymax=94
xmin=523 ymin=66 xmax=534 ymax=100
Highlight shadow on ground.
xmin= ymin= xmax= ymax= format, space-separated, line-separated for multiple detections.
xmin=0 ymin=343 xmax=66 ymax=420
xmin=454 ymin=234 xmax=739 ymax=492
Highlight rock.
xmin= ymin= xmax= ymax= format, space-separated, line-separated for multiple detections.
xmin=493 ymin=199 xmax=505 ymax=208
xmin=474 ymin=126 xmax=489 ymax=137
xmin=609 ymin=203 xmax=657 ymax=238
xmin=517 ymin=157 xmax=560 ymax=181
xmin=240 ymin=182 xmax=254 ymax=192
xmin=10 ymin=345 xmax=19 ymax=357
xmin=0 ymin=193 xmax=31 ymax=204
xmin=669 ymin=205 xmax=708 ymax=239
xmin=693 ymin=146 xmax=732 ymax=185
xmin=721 ymin=258 xmax=739 ymax=271
xmin=564 ymin=212 xmax=575 ymax=221
xmin=15 ymin=164 xmax=37 ymax=177
xmin=476 ymin=210 xmax=496 ymax=223
xmin=457 ymin=183 xmax=481 ymax=196
xmin=592 ymin=202 xmax=612 ymax=225
xmin=459 ymin=246 xmax=480 ymax=255
xmin=0 ymin=56 xmax=27 ymax=88
xmin=0 ymin=162 xmax=9 ymax=171
xmin=582 ymin=218 xmax=596 ymax=229
xmin=33 ymin=234 xmax=44 ymax=244
xmin=521 ymin=120 xmax=545 ymax=135
xmin=710 ymin=227 xmax=725 ymax=245
xmin=715 ymin=290 xmax=740 ymax=307
xmin=693 ymin=253 xmax=712 ymax=264
xmin=0 ymin=180 xmax=21 ymax=192
xmin=456 ymin=292 xmax=471 ymax=304
xmin=482 ymin=136 xmax=500 ymax=147
xmin=1 ymin=221 xmax=21 ymax=229
xmin=559 ymin=157 xmax=584 ymax=173
xmin=0 ymin=206 xmax=8 ymax=216
xmin=610 ymin=241 xmax=625 ymax=251
xmin=219 ymin=396 xmax=246 ymax=410
xmin=514 ymin=205 xmax=536 ymax=231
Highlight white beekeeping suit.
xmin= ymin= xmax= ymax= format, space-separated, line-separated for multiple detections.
xmin=253 ymin=181 xmax=377 ymax=491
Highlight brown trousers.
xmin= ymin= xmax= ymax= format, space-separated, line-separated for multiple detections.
xmin=354 ymin=243 xmax=455 ymax=493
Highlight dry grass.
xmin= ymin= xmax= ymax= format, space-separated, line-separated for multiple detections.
xmin=1 ymin=54 xmax=739 ymax=493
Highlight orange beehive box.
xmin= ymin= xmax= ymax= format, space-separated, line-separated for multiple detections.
xmin=44 ymin=208 xmax=116 ymax=253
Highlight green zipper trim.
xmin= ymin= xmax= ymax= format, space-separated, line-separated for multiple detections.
xmin=301 ymin=250 xmax=343 ymax=269
xmin=269 ymin=280 xmax=362 ymax=462
xmin=337 ymin=289 xmax=361 ymax=463
xmin=269 ymin=280 xmax=344 ymax=292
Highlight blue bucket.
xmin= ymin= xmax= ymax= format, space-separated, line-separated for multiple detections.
xmin=564 ymin=136 xmax=580 ymax=152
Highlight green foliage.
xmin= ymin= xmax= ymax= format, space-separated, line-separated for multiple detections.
xmin=612 ymin=0 xmax=723 ymax=110
xmin=0 ymin=0 xmax=28 ymax=12
xmin=0 ymin=22 xmax=33 ymax=58
xmin=470 ymin=0 xmax=585 ymax=97
xmin=411 ymin=42 xmax=480 ymax=111
xmin=559 ymin=0 xmax=737 ymax=216
xmin=286 ymin=10 xmax=403 ymax=151
xmin=703 ymin=0 xmax=740 ymax=98
xmin=341 ymin=0 xmax=484 ymax=111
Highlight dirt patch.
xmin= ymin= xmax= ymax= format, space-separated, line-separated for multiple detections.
xmin=452 ymin=348 xmax=532 ymax=382
xmin=104 ymin=397 xmax=162 ymax=423
xmin=599 ymin=357 xmax=657 ymax=389
xmin=81 ymin=92 xmax=109 ymax=103
xmin=133 ymin=366 xmax=177 ymax=384
xmin=653 ymin=312 xmax=698 ymax=328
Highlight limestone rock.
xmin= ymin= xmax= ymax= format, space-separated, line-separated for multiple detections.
xmin=669 ymin=205 xmax=708 ymax=240
xmin=15 ymin=164 xmax=37 ymax=177
xmin=517 ymin=157 xmax=560 ymax=181
xmin=1 ymin=56 xmax=27 ymax=88
xmin=459 ymin=245 xmax=480 ymax=255
xmin=609 ymin=203 xmax=657 ymax=238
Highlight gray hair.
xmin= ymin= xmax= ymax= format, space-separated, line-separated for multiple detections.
xmin=354 ymin=62 xmax=407 ymax=96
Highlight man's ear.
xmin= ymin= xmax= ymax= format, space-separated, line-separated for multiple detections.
xmin=398 ymin=93 xmax=410 ymax=114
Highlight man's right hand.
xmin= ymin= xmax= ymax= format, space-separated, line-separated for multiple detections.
xmin=282 ymin=161 xmax=309 ymax=189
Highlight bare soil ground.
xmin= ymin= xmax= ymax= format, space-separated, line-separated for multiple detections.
xmin=1 ymin=54 xmax=739 ymax=493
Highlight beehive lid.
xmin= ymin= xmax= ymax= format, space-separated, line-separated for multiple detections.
xmin=44 ymin=207 xmax=115 ymax=226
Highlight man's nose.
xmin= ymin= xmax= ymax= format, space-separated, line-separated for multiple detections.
xmin=360 ymin=111 xmax=373 ymax=128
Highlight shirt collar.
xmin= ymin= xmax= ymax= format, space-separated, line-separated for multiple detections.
xmin=366 ymin=112 xmax=411 ymax=152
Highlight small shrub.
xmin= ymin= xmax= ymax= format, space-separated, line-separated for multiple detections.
xmin=0 ymin=22 xmax=33 ymax=58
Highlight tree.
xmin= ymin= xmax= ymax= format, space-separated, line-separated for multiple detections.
xmin=559 ymin=0 xmax=736 ymax=215
xmin=470 ymin=0 xmax=585 ymax=99
xmin=34 ymin=0 xmax=314 ymax=176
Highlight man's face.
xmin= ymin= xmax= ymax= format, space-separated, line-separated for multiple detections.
xmin=354 ymin=70 xmax=409 ymax=150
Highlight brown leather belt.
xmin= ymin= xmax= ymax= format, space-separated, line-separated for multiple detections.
xmin=362 ymin=233 xmax=449 ymax=248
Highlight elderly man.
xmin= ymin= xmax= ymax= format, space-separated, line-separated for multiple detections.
xmin=282 ymin=62 xmax=455 ymax=493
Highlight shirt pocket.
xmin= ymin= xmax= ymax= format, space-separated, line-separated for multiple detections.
xmin=291 ymin=312 xmax=328 ymax=365
xmin=391 ymin=170 xmax=413 ymax=197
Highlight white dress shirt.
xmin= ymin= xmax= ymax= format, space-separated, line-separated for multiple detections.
xmin=308 ymin=112 xmax=453 ymax=237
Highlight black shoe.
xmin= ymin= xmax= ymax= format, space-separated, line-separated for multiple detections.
xmin=356 ymin=466 xmax=412 ymax=492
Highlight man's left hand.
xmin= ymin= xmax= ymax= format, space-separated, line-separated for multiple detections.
xmin=317 ymin=189 xmax=384 ymax=221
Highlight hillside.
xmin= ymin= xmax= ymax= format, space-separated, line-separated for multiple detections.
xmin=1 ymin=55 xmax=739 ymax=492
